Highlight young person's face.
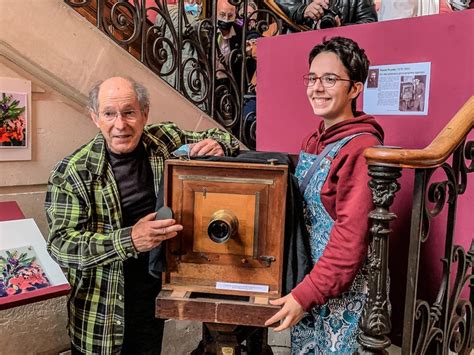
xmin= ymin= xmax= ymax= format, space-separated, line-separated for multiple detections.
xmin=306 ymin=51 xmax=362 ymax=127
xmin=91 ymin=77 xmax=148 ymax=154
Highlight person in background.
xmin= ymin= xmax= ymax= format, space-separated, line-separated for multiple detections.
xmin=215 ymin=0 xmax=242 ymax=80
xmin=236 ymin=0 xmax=259 ymax=29
xmin=377 ymin=0 xmax=473 ymax=21
xmin=265 ymin=37 xmax=384 ymax=354
xmin=45 ymin=76 xmax=239 ymax=355
xmin=156 ymin=0 xmax=207 ymax=110
xmin=275 ymin=0 xmax=377 ymax=29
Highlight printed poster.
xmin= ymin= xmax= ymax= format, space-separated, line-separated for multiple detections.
xmin=363 ymin=62 xmax=431 ymax=116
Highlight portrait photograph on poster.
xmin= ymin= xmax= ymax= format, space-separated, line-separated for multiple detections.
xmin=0 ymin=78 xmax=32 ymax=161
xmin=367 ymin=68 xmax=379 ymax=89
xmin=0 ymin=219 xmax=70 ymax=309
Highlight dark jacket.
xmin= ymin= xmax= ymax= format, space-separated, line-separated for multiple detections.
xmin=275 ymin=0 xmax=377 ymax=26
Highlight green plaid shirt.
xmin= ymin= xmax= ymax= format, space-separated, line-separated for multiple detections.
xmin=45 ymin=122 xmax=239 ymax=354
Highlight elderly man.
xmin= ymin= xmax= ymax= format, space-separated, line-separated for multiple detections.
xmin=215 ymin=0 xmax=242 ymax=79
xmin=45 ymin=77 xmax=239 ymax=355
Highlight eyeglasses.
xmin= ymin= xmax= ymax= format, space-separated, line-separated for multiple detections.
xmin=99 ymin=109 xmax=139 ymax=122
xmin=303 ymin=74 xmax=353 ymax=88
xmin=218 ymin=12 xmax=236 ymax=21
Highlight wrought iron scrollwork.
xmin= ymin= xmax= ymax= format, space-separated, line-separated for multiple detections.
xmin=65 ymin=0 xmax=284 ymax=148
xmin=145 ymin=2 xmax=178 ymax=74
xmin=411 ymin=243 xmax=473 ymax=354
xmin=458 ymin=139 xmax=474 ymax=194
xmin=419 ymin=164 xmax=457 ymax=242
xmin=413 ymin=299 xmax=444 ymax=354
xmin=403 ymin=139 xmax=473 ymax=354
xmin=446 ymin=244 xmax=473 ymax=354
xmin=147 ymin=2 xmax=213 ymax=112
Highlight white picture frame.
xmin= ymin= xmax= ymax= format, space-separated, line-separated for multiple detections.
xmin=0 ymin=218 xmax=69 ymax=309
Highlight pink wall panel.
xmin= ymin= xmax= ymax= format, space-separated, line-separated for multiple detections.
xmin=257 ymin=11 xmax=473 ymax=342
xmin=257 ymin=10 xmax=473 ymax=153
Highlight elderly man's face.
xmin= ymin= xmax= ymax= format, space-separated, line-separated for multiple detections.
xmin=217 ymin=0 xmax=237 ymax=21
xmin=91 ymin=77 xmax=148 ymax=154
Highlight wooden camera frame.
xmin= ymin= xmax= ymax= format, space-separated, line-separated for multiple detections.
xmin=156 ymin=159 xmax=288 ymax=326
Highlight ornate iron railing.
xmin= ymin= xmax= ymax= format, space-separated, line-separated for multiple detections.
xmin=358 ymin=97 xmax=474 ymax=354
xmin=64 ymin=0 xmax=284 ymax=149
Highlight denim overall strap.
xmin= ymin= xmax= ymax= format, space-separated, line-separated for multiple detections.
xmin=291 ymin=133 xmax=371 ymax=355
xmin=299 ymin=141 xmax=338 ymax=195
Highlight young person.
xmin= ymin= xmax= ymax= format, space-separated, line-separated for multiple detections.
xmin=265 ymin=37 xmax=384 ymax=354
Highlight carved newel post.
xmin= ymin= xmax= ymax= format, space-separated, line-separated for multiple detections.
xmin=357 ymin=164 xmax=402 ymax=354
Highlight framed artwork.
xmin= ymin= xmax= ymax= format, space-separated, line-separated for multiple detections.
xmin=0 ymin=219 xmax=70 ymax=310
xmin=0 ymin=77 xmax=32 ymax=161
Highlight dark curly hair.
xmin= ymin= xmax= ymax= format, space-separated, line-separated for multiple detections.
xmin=308 ymin=37 xmax=370 ymax=113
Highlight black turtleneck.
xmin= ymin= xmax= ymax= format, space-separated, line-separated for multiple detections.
xmin=107 ymin=143 xmax=156 ymax=227
xmin=106 ymin=142 xmax=163 ymax=352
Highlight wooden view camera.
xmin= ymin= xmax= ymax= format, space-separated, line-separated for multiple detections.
xmin=156 ymin=159 xmax=288 ymax=326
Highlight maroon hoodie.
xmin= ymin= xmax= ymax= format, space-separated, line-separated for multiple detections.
xmin=291 ymin=113 xmax=384 ymax=311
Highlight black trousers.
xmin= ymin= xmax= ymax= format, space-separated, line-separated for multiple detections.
xmin=71 ymin=253 xmax=165 ymax=355
xmin=70 ymin=318 xmax=164 ymax=355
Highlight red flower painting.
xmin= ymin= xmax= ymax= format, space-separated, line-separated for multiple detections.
xmin=0 ymin=247 xmax=51 ymax=297
xmin=0 ymin=92 xmax=26 ymax=147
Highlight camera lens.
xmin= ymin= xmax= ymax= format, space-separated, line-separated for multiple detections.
xmin=207 ymin=210 xmax=238 ymax=244
xmin=208 ymin=220 xmax=231 ymax=243
xmin=319 ymin=8 xmax=338 ymax=29
xmin=319 ymin=15 xmax=336 ymax=29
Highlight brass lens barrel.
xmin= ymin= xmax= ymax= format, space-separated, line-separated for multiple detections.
xmin=207 ymin=209 xmax=238 ymax=244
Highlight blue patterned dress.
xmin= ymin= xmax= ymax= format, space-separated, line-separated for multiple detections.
xmin=291 ymin=134 xmax=369 ymax=355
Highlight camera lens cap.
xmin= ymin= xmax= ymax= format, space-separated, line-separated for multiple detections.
xmin=155 ymin=206 xmax=174 ymax=221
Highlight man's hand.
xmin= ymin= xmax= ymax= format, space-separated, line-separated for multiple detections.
xmin=303 ymin=0 xmax=329 ymax=21
xmin=264 ymin=293 xmax=305 ymax=332
xmin=131 ymin=212 xmax=183 ymax=252
xmin=189 ymin=139 xmax=224 ymax=157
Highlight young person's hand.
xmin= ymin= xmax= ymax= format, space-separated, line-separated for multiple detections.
xmin=264 ymin=293 xmax=305 ymax=331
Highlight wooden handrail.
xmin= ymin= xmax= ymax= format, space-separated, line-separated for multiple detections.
xmin=365 ymin=96 xmax=474 ymax=169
